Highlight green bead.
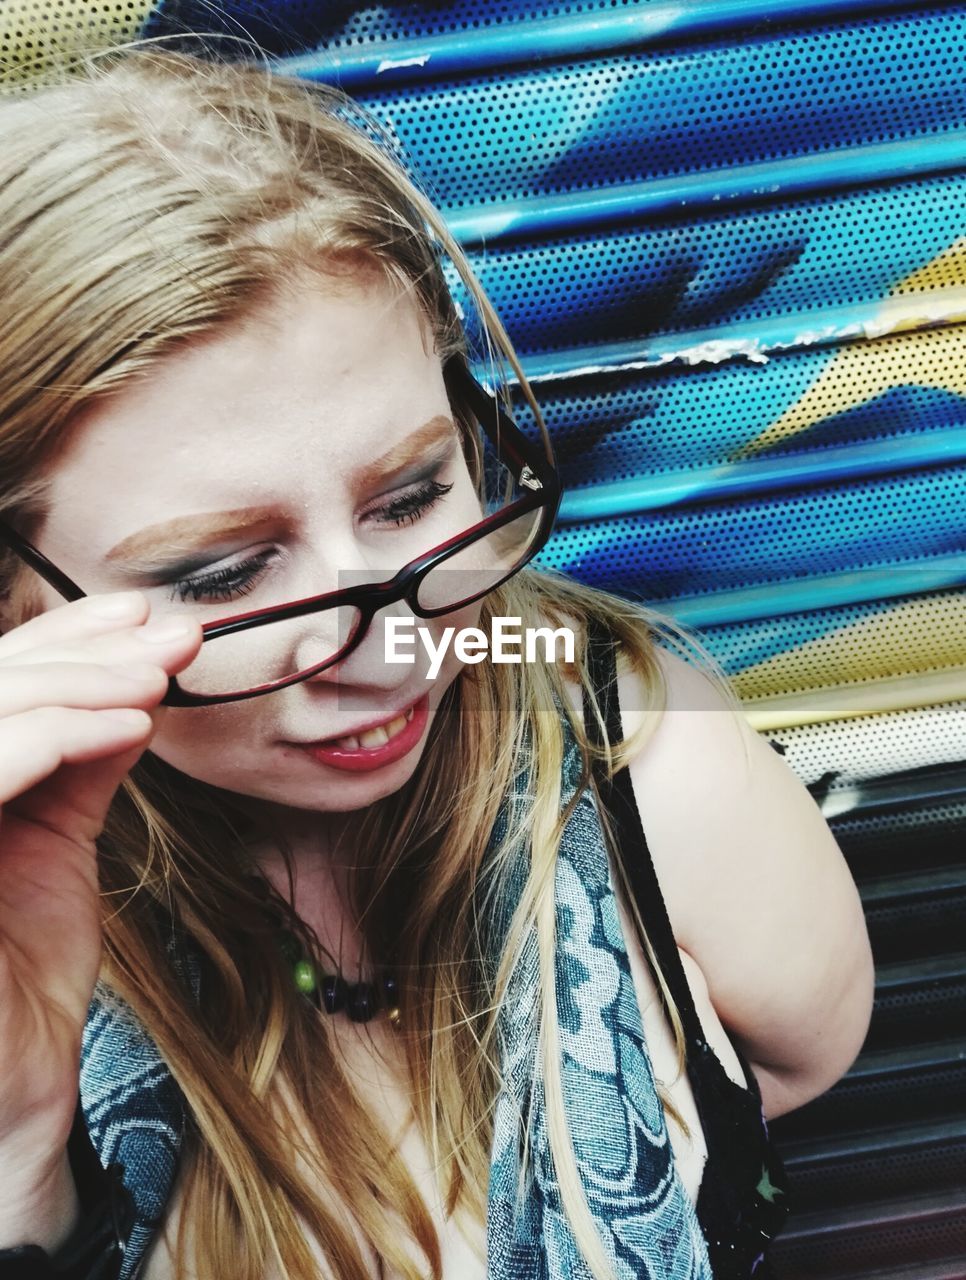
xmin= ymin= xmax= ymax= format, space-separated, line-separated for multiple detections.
xmin=293 ymin=959 xmax=317 ymax=994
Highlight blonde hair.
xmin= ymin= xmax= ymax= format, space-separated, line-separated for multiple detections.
xmin=0 ymin=44 xmax=750 ymax=1280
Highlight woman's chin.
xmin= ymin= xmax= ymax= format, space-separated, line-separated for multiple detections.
xmin=151 ymin=681 xmax=449 ymax=814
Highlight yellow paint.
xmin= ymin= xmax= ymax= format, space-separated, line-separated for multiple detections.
xmin=741 ymin=664 xmax=966 ymax=731
xmin=896 ymin=236 xmax=966 ymax=294
xmin=729 ymin=323 xmax=966 ymax=459
xmin=733 ymin=593 xmax=966 ymax=725
xmin=733 ymin=591 xmax=966 ymax=694
xmin=0 ymin=0 xmax=154 ymax=88
xmin=730 ymin=233 xmax=966 ymax=461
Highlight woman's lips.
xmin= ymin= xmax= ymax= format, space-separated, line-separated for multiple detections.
xmin=295 ymin=693 xmax=430 ymax=773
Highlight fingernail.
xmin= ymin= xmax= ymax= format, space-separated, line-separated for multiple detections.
xmin=139 ymin=618 xmax=194 ymax=644
xmin=85 ymin=592 xmax=144 ymax=619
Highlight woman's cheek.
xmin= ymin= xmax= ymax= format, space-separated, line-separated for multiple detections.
xmin=144 ymin=600 xmax=486 ymax=784
xmin=147 ymin=697 xmax=263 ymax=778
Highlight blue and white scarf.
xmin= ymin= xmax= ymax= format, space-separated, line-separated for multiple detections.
xmin=482 ymin=705 xmax=713 ymax=1280
xmin=80 ymin=703 xmax=712 ymax=1279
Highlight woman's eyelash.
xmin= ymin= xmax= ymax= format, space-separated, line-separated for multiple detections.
xmin=168 ymin=479 xmax=456 ymax=603
xmin=375 ymin=477 xmax=454 ymax=527
xmin=170 ymin=550 xmax=276 ymax=604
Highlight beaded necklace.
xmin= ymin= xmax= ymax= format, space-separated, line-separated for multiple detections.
xmin=248 ymin=873 xmax=402 ymax=1027
xmin=277 ymin=922 xmax=402 ymax=1027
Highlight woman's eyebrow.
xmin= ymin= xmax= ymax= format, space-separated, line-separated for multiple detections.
xmin=104 ymin=415 xmax=459 ymax=570
xmin=351 ymin=414 xmax=457 ymax=490
xmin=105 ymin=508 xmax=281 ymax=570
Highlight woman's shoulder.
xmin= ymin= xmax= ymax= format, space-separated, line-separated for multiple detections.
xmin=555 ymin=621 xmax=726 ymax=924
xmin=549 ymin=605 xmax=873 ymax=1116
xmin=549 ymin=604 xmax=715 ymax=769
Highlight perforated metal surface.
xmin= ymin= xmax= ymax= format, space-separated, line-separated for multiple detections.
xmin=146 ymin=0 xmax=678 ymax=54
xmin=434 ymin=178 xmax=966 ymax=362
xmin=762 ymin=704 xmax=966 ymax=792
xmin=704 ymin=590 xmax=966 ymax=705
xmin=515 ymin=330 xmax=966 ymax=498
xmin=0 ymin=0 xmax=154 ymax=84
xmin=868 ymin=955 xmax=966 ymax=1049
xmin=784 ymin=1123 xmax=966 ymax=1212
xmin=772 ymin=1192 xmax=966 ymax=1276
xmin=772 ymin=1036 xmax=966 ymax=1140
xmin=830 ymin=793 xmax=966 ymax=874
xmin=348 ymin=11 xmax=966 ymax=209
xmin=862 ymin=870 xmax=966 ymax=961
xmin=538 ymin=470 xmax=964 ymax=605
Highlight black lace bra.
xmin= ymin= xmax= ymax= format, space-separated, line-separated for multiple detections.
xmin=582 ymin=617 xmax=791 ymax=1277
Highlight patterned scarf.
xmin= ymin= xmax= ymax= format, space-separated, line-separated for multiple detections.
xmin=81 ymin=700 xmax=713 ymax=1279
xmin=481 ymin=700 xmax=714 ymax=1280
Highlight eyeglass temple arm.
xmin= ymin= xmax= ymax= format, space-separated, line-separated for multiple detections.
xmin=443 ymin=357 xmax=558 ymax=486
xmin=0 ymin=519 xmax=87 ymax=602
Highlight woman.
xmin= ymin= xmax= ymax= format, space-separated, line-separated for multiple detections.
xmin=0 ymin=45 xmax=873 ymax=1280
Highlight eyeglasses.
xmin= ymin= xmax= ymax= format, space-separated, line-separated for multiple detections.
xmin=0 ymin=355 xmax=561 ymax=706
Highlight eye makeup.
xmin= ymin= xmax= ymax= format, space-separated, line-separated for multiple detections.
xmin=163 ymin=468 xmax=458 ymax=606
xmin=373 ymin=477 xmax=455 ymax=528
xmin=169 ymin=547 xmax=280 ymax=604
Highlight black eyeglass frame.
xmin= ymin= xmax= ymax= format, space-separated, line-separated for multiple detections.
xmin=0 ymin=355 xmax=562 ymax=707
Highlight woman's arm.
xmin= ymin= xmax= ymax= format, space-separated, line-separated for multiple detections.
xmin=616 ymin=645 xmax=875 ymax=1119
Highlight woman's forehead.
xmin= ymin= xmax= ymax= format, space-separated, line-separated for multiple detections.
xmin=38 ymin=279 xmax=450 ymax=549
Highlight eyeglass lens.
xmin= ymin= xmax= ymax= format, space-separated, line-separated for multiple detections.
xmin=165 ymin=388 xmax=548 ymax=701
xmin=172 ymin=503 xmax=544 ymax=698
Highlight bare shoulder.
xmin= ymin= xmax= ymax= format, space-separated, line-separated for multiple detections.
xmin=612 ymin=642 xmax=756 ymax=941
xmin=561 ymin=635 xmax=756 ymax=941
xmin=559 ymin=618 xmax=875 ymax=1112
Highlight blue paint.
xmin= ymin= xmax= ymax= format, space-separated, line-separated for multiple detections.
xmin=466 ymin=290 xmax=959 ymax=380
xmin=699 ymin=593 xmax=904 ymax=675
xmin=646 ymin=557 xmax=966 ymax=628
xmin=347 ymin=11 xmax=966 ymax=215
xmin=557 ymin=424 xmax=966 ymax=521
xmin=537 ymin=466 xmax=966 ymax=605
xmin=447 ymin=133 xmax=966 ymax=244
xmin=538 ymin=382 xmax=966 ymax=506
xmin=278 ymin=0 xmax=956 ymax=87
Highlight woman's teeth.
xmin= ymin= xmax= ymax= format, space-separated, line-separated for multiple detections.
xmin=327 ymin=704 xmax=415 ymax=751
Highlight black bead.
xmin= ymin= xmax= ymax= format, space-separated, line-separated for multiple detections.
xmin=382 ymin=973 xmax=399 ymax=1005
xmin=322 ymin=974 xmax=348 ymax=1013
xmin=348 ymin=981 xmax=378 ymax=1023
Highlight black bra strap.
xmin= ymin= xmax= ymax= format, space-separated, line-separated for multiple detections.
xmin=582 ymin=616 xmax=710 ymax=1054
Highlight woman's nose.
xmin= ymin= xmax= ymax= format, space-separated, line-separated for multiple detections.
xmin=290 ymin=602 xmax=364 ymax=673
xmin=284 ymin=528 xmax=422 ymax=674
xmin=294 ymin=596 xmax=421 ymax=688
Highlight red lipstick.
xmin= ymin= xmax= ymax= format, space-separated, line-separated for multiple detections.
xmin=297 ymin=692 xmax=429 ymax=773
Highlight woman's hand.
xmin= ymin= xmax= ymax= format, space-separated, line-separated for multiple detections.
xmin=0 ymin=591 xmax=201 ymax=1204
